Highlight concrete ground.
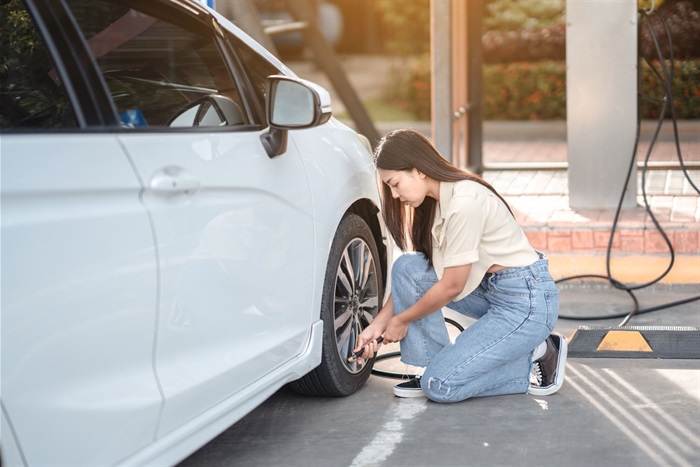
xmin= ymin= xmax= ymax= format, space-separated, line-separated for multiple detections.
xmin=179 ymin=285 xmax=700 ymax=467
xmin=178 ymin=360 xmax=699 ymax=467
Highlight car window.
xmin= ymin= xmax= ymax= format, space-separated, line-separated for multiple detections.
xmin=0 ymin=0 xmax=79 ymax=130
xmin=64 ymin=0 xmax=249 ymax=129
xmin=226 ymin=33 xmax=280 ymax=125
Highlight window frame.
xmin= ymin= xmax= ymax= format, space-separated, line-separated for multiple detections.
xmin=221 ymin=30 xmax=284 ymax=128
xmin=67 ymin=0 xmax=263 ymax=132
xmin=1 ymin=0 xmax=116 ymax=133
xmin=12 ymin=0 xmax=274 ymax=134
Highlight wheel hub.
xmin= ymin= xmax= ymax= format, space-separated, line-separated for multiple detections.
xmin=350 ymin=293 xmax=360 ymax=312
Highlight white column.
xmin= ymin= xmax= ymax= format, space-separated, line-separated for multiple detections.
xmin=431 ymin=0 xmax=453 ymax=162
xmin=566 ymin=0 xmax=638 ymax=209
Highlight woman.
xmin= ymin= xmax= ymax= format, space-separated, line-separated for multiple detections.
xmin=354 ymin=129 xmax=567 ymax=402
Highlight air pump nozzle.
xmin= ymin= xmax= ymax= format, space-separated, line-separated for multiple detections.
xmin=348 ymin=337 xmax=384 ymax=362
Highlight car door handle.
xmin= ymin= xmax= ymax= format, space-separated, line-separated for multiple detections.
xmin=149 ymin=167 xmax=201 ymax=195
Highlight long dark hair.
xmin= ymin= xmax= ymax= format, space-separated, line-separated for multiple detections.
xmin=374 ymin=129 xmax=512 ymax=267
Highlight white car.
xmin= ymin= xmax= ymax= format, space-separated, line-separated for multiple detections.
xmin=0 ymin=0 xmax=388 ymax=465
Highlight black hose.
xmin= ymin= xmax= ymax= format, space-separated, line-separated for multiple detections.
xmin=557 ymin=7 xmax=700 ymax=325
xmin=371 ymin=317 xmax=465 ymax=379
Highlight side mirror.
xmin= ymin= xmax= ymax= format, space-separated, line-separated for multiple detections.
xmin=261 ymin=76 xmax=332 ymax=158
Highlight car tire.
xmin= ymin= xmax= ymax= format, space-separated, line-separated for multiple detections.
xmin=290 ymin=213 xmax=383 ymax=396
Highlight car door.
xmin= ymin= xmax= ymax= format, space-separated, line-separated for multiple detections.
xmin=63 ymin=0 xmax=316 ymax=436
xmin=0 ymin=2 xmax=161 ymax=465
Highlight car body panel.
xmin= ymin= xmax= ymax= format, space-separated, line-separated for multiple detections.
xmin=0 ymin=134 xmax=163 ymax=466
xmin=0 ymin=0 xmax=385 ymax=465
xmin=118 ymin=130 xmax=316 ymax=437
xmin=0 ymin=403 xmax=26 ymax=467
xmin=122 ymin=320 xmax=323 ymax=467
xmin=289 ymin=119 xmax=383 ymax=290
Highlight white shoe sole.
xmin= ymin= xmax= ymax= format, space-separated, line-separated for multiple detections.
xmin=528 ymin=334 xmax=568 ymax=396
xmin=393 ymin=383 xmax=426 ymax=398
xmin=393 ymin=388 xmax=426 ymax=398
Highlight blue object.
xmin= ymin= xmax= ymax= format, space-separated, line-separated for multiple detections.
xmin=119 ymin=109 xmax=147 ymax=128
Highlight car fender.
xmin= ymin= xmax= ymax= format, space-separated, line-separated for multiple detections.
xmin=287 ymin=119 xmax=386 ymax=316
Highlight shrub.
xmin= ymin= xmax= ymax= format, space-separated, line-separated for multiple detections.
xmin=384 ymin=54 xmax=432 ymax=119
xmin=374 ymin=0 xmax=698 ymax=63
xmin=484 ymin=0 xmax=565 ymax=31
xmin=380 ymin=0 xmax=699 ymax=120
xmin=482 ymin=24 xmax=565 ymax=64
xmin=482 ymin=61 xmax=567 ymax=120
xmin=641 ymin=60 xmax=700 ymax=119
xmin=482 ymin=0 xmax=699 ymax=63
xmin=374 ymin=0 xmax=567 ymax=57
xmin=389 ymin=57 xmax=699 ymax=120
xmin=640 ymin=0 xmax=700 ymax=61
xmin=481 ymin=0 xmax=700 ymax=63
xmin=375 ymin=0 xmax=430 ymax=56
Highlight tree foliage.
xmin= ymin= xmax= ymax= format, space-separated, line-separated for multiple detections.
xmin=389 ymin=55 xmax=699 ymax=121
xmin=0 ymin=0 xmax=77 ymax=129
xmin=374 ymin=0 xmax=566 ymax=57
xmin=484 ymin=0 xmax=564 ymax=31
xmin=375 ymin=0 xmax=431 ymax=56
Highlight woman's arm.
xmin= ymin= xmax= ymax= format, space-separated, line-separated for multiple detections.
xmin=383 ymin=264 xmax=471 ymax=343
xmin=352 ymin=293 xmax=394 ymax=360
xmin=353 ymin=262 xmax=471 ymax=355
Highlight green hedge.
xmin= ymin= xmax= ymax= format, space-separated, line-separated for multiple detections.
xmin=389 ymin=57 xmax=700 ymax=120
xmin=483 ymin=61 xmax=567 ymax=119
xmin=641 ymin=60 xmax=700 ymax=119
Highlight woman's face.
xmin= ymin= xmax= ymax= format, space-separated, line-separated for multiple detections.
xmin=378 ymin=168 xmax=431 ymax=208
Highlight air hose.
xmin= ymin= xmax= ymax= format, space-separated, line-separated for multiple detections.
xmin=371 ymin=317 xmax=464 ymax=379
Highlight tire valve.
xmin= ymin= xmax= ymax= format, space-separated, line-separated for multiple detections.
xmin=348 ymin=337 xmax=384 ymax=362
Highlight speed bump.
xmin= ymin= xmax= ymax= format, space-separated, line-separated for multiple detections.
xmin=596 ymin=330 xmax=652 ymax=352
xmin=568 ymin=326 xmax=700 ymax=358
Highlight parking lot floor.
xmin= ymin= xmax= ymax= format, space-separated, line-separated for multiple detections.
xmin=179 ymin=284 xmax=700 ymax=467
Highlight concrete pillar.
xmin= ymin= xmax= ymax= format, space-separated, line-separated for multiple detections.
xmin=451 ymin=0 xmax=468 ymax=169
xmin=566 ymin=0 xmax=638 ymax=209
xmin=431 ymin=1 xmax=483 ymax=169
xmin=465 ymin=0 xmax=484 ymax=174
xmin=431 ymin=0 xmax=453 ymax=162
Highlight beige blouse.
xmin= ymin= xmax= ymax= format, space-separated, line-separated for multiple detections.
xmin=431 ymin=180 xmax=539 ymax=300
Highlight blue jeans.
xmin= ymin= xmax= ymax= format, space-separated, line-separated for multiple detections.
xmin=391 ymin=252 xmax=559 ymax=403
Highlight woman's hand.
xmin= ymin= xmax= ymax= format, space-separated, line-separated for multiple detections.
xmin=352 ymin=324 xmax=384 ymax=363
xmin=382 ymin=315 xmax=409 ymax=344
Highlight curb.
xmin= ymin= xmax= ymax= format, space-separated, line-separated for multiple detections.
xmin=547 ymin=254 xmax=700 ymax=284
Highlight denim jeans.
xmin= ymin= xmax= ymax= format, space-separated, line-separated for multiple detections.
xmin=391 ymin=252 xmax=559 ymax=403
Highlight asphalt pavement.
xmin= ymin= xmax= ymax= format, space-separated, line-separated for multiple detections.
xmin=179 ymin=283 xmax=700 ymax=467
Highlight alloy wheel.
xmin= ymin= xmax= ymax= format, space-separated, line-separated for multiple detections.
xmin=333 ymin=238 xmax=380 ymax=374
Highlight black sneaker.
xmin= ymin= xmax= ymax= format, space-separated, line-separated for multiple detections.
xmin=393 ymin=377 xmax=425 ymax=398
xmin=528 ymin=333 xmax=568 ymax=396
